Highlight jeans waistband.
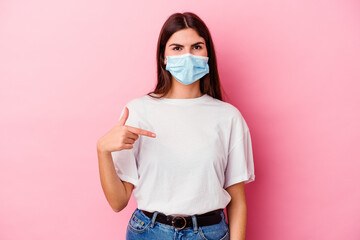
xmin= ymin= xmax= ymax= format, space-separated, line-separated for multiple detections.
xmin=140 ymin=208 xmax=224 ymax=230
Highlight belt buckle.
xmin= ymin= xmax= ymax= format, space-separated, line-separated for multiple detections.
xmin=171 ymin=215 xmax=187 ymax=230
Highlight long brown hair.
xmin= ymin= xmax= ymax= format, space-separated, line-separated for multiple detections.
xmin=147 ymin=12 xmax=225 ymax=101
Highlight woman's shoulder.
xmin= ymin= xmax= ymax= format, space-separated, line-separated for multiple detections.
xmin=210 ymin=97 xmax=244 ymax=119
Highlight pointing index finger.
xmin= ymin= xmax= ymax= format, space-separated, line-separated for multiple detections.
xmin=126 ymin=125 xmax=156 ymax=138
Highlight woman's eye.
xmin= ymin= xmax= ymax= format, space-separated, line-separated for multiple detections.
xmin=172 ymin=46 xmax=202 ymax=50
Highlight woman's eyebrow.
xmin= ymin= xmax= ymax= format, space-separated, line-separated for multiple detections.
xmin=169 ymin=42 xmax=204 ymax=47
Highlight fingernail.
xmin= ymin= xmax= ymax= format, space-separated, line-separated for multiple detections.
xmin=152 ymin=133 xmax=156 ymax=137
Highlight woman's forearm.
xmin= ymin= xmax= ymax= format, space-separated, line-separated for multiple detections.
xmin=97 ymin=145 xmax=128 ymax=212
xmin=227 ymin=200 xmax=247 ymax=240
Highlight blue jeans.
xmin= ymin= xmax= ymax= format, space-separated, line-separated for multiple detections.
xmin=126 ymin=208 xmax=230 ymax=240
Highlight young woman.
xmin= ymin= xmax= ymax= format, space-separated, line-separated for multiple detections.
xmin=97 ymin=12 xmax=255 ymax=240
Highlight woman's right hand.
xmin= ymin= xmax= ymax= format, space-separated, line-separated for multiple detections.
xmin=97 ymin=106 xmax=156 ymax=153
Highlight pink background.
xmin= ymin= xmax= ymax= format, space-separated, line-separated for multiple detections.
xmin=1 ymin=0 xmax=359 ymax=239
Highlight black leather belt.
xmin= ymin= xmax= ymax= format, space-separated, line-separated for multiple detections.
xmin=141 ymin=208 xmax=223 ymax=230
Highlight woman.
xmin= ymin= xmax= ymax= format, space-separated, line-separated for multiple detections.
xmin=97 ymin=12 xmax=255 ymax=240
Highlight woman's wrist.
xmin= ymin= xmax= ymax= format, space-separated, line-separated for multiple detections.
xmin=97 ymin=139 xmax=109 ymax=155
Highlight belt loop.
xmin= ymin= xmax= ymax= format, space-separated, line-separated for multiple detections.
xmin=191 ymin=215 xmax=198 ymax=233
xmin=150 ymin=211 xmax=159 ymax=228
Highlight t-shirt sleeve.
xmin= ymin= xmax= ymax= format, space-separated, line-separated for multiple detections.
xmin=110 ymin=103 xmax=140 ymax=188
xmin=224 ymin=111 xmax=255 ymax=189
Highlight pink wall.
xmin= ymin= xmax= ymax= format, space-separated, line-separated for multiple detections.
xmin=1 ymin=0 xmax=359 ymax=239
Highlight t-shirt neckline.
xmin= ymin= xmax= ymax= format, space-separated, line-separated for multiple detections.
xmin=146 ymin=93 xmax=210 ymax=104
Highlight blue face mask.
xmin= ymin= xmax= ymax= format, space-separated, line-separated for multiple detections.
xmin=165 ymin=53 xmax=209 ymax=85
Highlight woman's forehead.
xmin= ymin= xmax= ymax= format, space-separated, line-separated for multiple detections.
xmin=167 ymin=28 xmax=205 ymax=46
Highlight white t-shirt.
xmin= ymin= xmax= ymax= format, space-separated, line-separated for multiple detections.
xmin=111 ymin=93 xmax=255 ymax=216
